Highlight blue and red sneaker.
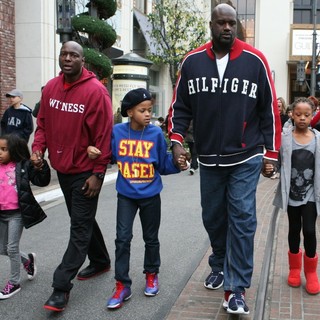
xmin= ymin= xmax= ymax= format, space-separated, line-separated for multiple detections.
xmin=144 ymin=272 xmax=159 ymax=296
xmin=106 ymin=281 xmax=132 ymax=309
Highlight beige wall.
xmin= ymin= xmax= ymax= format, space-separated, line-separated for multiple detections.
xmin=255 ymin=0 xmax=292 ymax=102
xmin=15 ymin=0 xmax=58 ymax=109
xmin=15 ymin=0 xmax=59 ymax=145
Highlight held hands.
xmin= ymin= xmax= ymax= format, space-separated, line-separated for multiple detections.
xmin=87 ymin=146 xmax=102 ymax=159
xmin=261 ymin=159 xmax=278 ymax=178
xmin=31 ymin=150 xmax=44 ymax=170
xmin=172 ymin=144 xmax=190 ymax=171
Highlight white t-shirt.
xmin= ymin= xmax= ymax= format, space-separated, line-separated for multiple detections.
xmin=216 ymin=53 xmax=229 ymax=85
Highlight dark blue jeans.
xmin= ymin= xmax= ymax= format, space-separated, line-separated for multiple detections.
xmin=200 ymin=156 xmax=262 ymax=292
xmin=115 ymin=193 xmax=161 ymax=287
xmin=52 ymin=171 xmax=110 ymax=292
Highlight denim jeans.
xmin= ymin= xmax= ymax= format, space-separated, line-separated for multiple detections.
xmin=200 ymin=155 xmax=262 ymax=292
xmin=115 ymin=193 xmax=161 ymax=287
xmin=0 ymin=211 xmax=29 ymax=285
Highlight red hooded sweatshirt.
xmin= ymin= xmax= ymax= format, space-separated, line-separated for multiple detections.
xmin=32 ymin=68 xmax=113 ymax=174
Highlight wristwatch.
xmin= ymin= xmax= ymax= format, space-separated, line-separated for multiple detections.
xmin=93 ymin=172 xmax=105 ymax=180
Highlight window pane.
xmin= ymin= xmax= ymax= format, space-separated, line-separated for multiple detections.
xmin=302 ymin=0 xmax=312 ymax=6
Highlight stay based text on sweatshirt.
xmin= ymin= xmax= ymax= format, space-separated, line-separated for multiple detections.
xmin=112 ymin=123 xmax=180 ymax=199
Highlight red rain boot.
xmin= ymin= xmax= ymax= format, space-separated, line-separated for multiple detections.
xmin=304 ymin=253 xmax=320 ymax=294
xmin=288 ymin=250 xmax=302 ymax=287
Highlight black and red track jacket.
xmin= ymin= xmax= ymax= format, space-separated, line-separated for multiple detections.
xmin=168 ymin=38 xmax=281 ymax=166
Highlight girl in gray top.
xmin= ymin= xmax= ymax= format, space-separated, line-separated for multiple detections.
xmin=273 ymin=97 xmax=320 ymax=295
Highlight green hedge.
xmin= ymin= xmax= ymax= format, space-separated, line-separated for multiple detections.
xmin=83 ymin=47 xmax=112 ymax=78
xmin=72 ymin=14 xmax=116 ymax=48
xmin=91 ymin=0 xmax=117 ymax=19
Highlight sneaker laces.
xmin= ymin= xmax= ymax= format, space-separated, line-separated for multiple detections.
xmin=146 ymin=273 xmax=156 ymax=288
xmin=232 ymin=292 xmax=246 ymax=307
xmin=24 ymin=260 xmax=31 ymax=273
xmin=112 ymin=281 xmax=125 ymax=299
xmin=2 ymin=282 xmax=14 ymax=294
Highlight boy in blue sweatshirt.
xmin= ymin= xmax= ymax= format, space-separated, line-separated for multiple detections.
xmin=87 ymin=88 xmax=187 ymax=309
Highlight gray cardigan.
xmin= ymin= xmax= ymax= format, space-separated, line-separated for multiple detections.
xmin=273 ymin=127 xmax=320 ymax=215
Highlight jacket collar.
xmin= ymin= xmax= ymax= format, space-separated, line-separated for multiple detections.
xmin=205 ymin=38 xmax=245 ymax=61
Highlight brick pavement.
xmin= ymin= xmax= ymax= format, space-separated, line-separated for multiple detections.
xmin=268 ymin=199 xmax=320 ymax=319
xmin=165 ymin=177 xmax=320 ymax=320
xmin=32 ymin=169 xmax=320 ymax=319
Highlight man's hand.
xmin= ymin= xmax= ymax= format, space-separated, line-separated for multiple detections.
xmin=87 ymin=146 xmax=102 ymax=159
xmin=261 ymin=159 xmax=278 ymax=178
xmin=172 ymin=143 xmax=190 ymax=169
xmin=31 ymin=150 xmax=44 ymax=170
xmin=81 ymin=175 xmax=103 ymax=198
xmin=177 ymin=154 xmax=189 ymax=171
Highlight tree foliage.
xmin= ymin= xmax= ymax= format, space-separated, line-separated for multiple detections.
xmin=72 ymin=0 xmax=117 ymax=79
xmin=147 ymin=0 xmax=208 ymax=87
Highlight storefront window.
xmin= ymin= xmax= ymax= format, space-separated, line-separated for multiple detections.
xmin=214 ymin=0 xmax=256 ymax=46
xmin=294 ymin=0 xmax=320 ymax=24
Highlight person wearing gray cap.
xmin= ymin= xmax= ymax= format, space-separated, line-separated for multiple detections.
xmin=1 ymin=89 xmax=33 ymax=142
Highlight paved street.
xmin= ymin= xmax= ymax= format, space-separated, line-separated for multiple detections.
xmin=0 ymin=169 xmax=208 ymax=320
xmin=1 ymin=168 xmax=320 ymax=319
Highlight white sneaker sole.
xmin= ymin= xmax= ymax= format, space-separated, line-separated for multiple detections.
xmin=0 ymin=287 xmax=21 ymax=299
xmin=227 ymin=307 xmax=250 ymax=315
xmin=144 ymin=290 xmax=159 ymax=297
xmin=106 ymin=293 xmax=132 ymax=309
xmin=203 ymin=280 xmax=224 ymax=290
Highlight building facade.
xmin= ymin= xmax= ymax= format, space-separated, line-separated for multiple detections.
xmin=1 ymin=0 xmax=319 ymax=125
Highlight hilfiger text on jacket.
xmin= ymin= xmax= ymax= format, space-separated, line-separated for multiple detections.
xmin=188 ymin=77 xmax=257 ymax=98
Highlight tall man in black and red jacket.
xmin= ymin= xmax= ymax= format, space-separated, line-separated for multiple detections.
xmin=168 ymin=4 xmax=281 ymax=315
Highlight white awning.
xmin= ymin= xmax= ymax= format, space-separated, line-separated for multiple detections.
xmin=133 ymin=9 xmax=162 ymax=55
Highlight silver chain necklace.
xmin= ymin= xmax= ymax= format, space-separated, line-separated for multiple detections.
xmin=128 ymin=124 xmax=145 ymax=178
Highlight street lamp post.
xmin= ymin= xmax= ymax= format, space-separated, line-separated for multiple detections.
xmin=56 ymin=0 xmax=75 ymax=43
xmin=311 ymin=0 xmax=317 ymax=96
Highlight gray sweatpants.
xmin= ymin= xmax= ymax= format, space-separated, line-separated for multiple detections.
xmin=0 ymin=211 xmax=29 ymax=285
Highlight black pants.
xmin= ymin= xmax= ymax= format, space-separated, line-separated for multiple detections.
xmin=287 ymin=202 xmax=317 ymax=258
xmin=52 ymin=171 xmax=110 ymax=292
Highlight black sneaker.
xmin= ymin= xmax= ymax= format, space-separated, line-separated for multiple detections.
xmin=23 ymin=253 xmax=37 ymax=280
xmin=0 ymin=281 xmax=21 ymax=299
xmin=226 ymin=292 xmax=249 ymax=315
xmin=77 ymin=264 xmax=110 ymax=280
xmin=44 ymin=290 xmax=70 ymax=312
xmin=204 ymin=271 xmax=224 ymax=289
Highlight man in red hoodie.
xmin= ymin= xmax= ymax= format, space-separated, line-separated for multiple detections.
xmin=32 ymin=41 xmax=113 ymax=312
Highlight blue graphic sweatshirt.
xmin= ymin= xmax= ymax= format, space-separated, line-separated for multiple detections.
xmin=112 ymin=122 xmax=180 ymax=199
